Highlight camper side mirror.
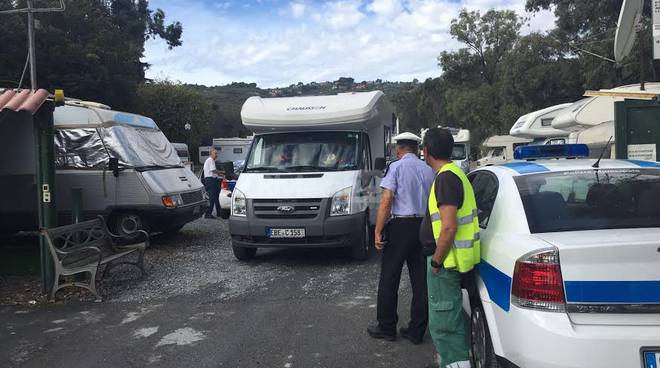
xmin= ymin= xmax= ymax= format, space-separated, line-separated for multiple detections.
xmin=109 ymin=157 xmax=120 ymax=177
xmin=374 ymin=157 xmax=387 ymax=171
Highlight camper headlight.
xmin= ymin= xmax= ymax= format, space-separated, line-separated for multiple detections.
xmin=232 ymin=189 xmax=247 ymax=217
xmin=330 ymin=187 xmax=352 ymax=217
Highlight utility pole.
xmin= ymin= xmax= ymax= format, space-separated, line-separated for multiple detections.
xmin=0 ymin=0 xmax=65 ymax=90
xmin=26 ymin=0 xmax=37 ymax=90
xmin=0 ymin=0 xmax=65 ymax=295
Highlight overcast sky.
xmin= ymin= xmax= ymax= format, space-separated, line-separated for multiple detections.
xmin=143 ymin=0 xmax=555 ymax=88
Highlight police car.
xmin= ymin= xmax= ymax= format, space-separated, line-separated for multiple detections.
xmin=466 ymin=144 xmax=660 ymax=368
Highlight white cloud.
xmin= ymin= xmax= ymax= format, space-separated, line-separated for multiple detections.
xmin=290 ymin=2 xmax=306 ymax=18
xmin=143 ymin=0 xmax=556 ymax=88
xmin=324 ymin=1 xmax=366 ymax=29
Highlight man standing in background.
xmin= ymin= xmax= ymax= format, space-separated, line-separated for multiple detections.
xmin=367 ymin=132 xmax=435 ymax=344
xmin=420 ymin=127 xmax=480 ymax=368
xmin=203 ymin=148 xmax=223 ymax=219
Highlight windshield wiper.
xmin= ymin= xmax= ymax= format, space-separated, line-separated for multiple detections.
xmin=286 ymin=165 xmax=334 ymax=172
xmin=245 ymin=166 xmax=285 ymax=172
xmin=135 ymin=164 xmax=181 ymax=171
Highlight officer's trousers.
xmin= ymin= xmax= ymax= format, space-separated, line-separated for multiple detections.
xmin=426 ymin=257 xmax=471 ymax=368
xmin=376 ymin=217 xmax=428 ymax=339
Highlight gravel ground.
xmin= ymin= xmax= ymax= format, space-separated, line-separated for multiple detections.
xmin=0 ymin=217 xmax=432 ymax=368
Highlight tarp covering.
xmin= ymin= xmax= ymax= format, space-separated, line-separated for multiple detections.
xmin=55 ymin=126 xmax=181 ymax=169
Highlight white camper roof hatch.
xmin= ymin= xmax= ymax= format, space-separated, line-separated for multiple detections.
xmin=482 ymin=135 xmax=532 ymax=147
xmin=241 ymin=91 xmax=385 ymax=132
xmin=552 ymin=83 xmax=660 ymax=132
xmin=509 ymin=103 xmax=572 ymax=139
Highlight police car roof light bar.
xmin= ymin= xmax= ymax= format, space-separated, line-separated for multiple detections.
xmin=514 ymin=144 xmax=590 ymax=161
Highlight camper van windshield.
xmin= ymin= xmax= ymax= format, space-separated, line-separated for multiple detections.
xmin=452 ymin=144 xmax=467 ymax=160
xmin=245 ymin=132 xmax=360 ymax=172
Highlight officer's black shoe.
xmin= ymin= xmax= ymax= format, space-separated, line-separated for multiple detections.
xmin=366 ymin=324 xmax=396 ymax=341
xmin=399 ymin=327 xmax=423 ymax=345
xmin=204 ymin=214 xmax=216 ymax=219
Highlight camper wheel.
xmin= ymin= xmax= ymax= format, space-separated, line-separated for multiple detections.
xmin=350 ymin=215 xmax=370 ymax=261
xmin=112 ymin=212 xmax=147 ymax=240
xmin=232 ymin=243 xmax=257 ymax=261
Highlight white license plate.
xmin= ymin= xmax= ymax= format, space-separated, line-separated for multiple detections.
xmin=267 ymin=228 xmax=305 ymax=239
xmin=643 ymin=350 xmax=660 ymax=368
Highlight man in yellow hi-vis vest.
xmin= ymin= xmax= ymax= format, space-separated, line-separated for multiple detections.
xmin=419 ymin=127 xmax=480 ymax=368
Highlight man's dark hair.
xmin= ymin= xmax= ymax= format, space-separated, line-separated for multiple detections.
xmin=423 ymin=127 xmax=454 ymax=160
xmin=397 ymin=140 xmax=419 ymax=154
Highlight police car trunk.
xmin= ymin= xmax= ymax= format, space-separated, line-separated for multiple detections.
xmin=510 ymin=147 xmax=660 ymax=327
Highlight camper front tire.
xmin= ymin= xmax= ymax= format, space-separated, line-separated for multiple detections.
xmin=350 ymin=216 xmax=371 ymax=261
xmin=112 ymin=212 xmax=148 ymax=240
xmin=232 ymin=244 xmax=257 ymax=261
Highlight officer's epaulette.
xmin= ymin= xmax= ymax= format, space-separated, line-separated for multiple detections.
xmin=384 ymin=159 xmax=398 ymax=176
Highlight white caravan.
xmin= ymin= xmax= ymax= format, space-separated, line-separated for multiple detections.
xmin=476 ymin=135 xmax=532 ymax=166
xmin=229 ymin=91 xmax=395 ymax=261
xmin=212 ymin=136 xmax=253 ymax=163
xmin=510 ymin=103 xmax=571 ymax=143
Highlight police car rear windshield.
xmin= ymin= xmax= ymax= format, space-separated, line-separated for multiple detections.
xmin=515 ymin=169 xmax=660 ymax=233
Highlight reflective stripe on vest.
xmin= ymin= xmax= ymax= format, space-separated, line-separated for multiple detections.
xmin=428 ymin=162 xmax=481 ymax=273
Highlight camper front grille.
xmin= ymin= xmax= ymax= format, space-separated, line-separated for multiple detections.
xmin=253 ymin=198 xmax=323 ymax=219
xmin=181 ymin=190 xmax=204 ymax=205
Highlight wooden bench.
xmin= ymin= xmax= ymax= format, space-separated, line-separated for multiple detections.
xmin=41 ymin=216 xmax=148 ymax=301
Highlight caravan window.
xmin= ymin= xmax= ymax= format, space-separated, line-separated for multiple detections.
xmin=245 ymin=132 xmax=361 ymax=172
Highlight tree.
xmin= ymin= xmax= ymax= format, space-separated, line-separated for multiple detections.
xmin=440 ymin=9 xmax=521 ymax=86
xmin=135 ymin=81 xmax=212 ymax=156
xmin=0 ymin=0 xmax=182 ymax=110
xmin=526 ymin=0 xmax=655 ymax=88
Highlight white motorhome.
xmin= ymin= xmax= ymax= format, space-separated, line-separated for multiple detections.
xmin=172 ymin=143 xmax=193 ymax=172
xmin=229 ymin=91 xmax=395 ymax=261
xmin=551 ymin=83 xmax=660 ymax=157
xmin=420 ymin=127 xmax=471 ymax=172
xmin=510 ymin=103 xmax=571 ymax=143
xmin=212 ymin=136 xmax=253 ymax=163
xmin=0 ymin=100 xmax=208 ymax=236
xmin=477 ymin=135 xmax=532 ymax=166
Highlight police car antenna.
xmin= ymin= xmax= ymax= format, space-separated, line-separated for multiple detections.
xmin=592 ymin=136 xmax=614 ymax=169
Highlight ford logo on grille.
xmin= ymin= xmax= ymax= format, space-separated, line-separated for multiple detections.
xmin=277 ymin=205 xmax=295 ymax=213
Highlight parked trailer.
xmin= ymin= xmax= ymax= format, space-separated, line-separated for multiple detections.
xmin=212 ymin=137 xmax=253 ymax=163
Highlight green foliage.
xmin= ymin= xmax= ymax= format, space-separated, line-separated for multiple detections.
xmin=135 ymin=81 xmax=211 ymax=156
xmin=0 ymin=0 xmax=182 ymax=110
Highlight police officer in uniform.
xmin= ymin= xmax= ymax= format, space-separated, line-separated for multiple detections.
xmin=367 ymin=132 xmax=435 ymax=343
xmin=420 ymin=127 xmax=480 ymax=368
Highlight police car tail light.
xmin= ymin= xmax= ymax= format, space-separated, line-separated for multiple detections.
xmin=511 ymin=248 xmax=566 ymax=312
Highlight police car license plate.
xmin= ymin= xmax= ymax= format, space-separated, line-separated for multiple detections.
xmin=643 ymin=350 xmax=660 ymax=368
xmin=267 ymin=228 xmax=305 ymax=239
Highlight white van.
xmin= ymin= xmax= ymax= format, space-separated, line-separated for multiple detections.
xmin=477 ymin=135 xmax=532 ymax=166
xmin=0 ymin=101 xmax=208 ymax=236
xmin=229 ymin=91 xmax=395 ymax=261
